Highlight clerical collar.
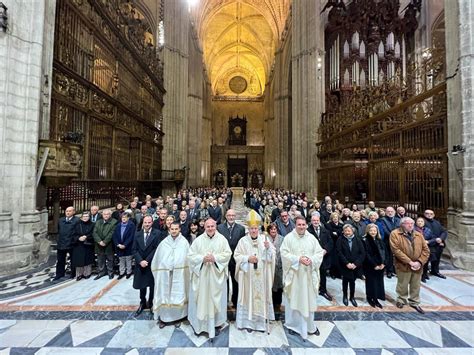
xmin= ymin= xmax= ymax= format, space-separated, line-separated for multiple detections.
xmin=207 ymin=233 xmax=215 ymax=239
xmin=250 ymin=236 xmax=258 ymax=240
xmin=297 ymin=233 xmax=305 ymax=238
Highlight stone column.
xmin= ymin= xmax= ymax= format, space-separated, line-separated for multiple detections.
xmin=0 ymin=0 xmax=55 ymax=275
xmin=446 ymin=0 xmax=474 ymax=270
xmin=162 ymin=0 xmax=189 ymax=194
xmin=290 ymin=0 xmax=323 ymax=193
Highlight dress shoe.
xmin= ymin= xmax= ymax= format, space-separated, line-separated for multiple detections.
xmin=396 ymin=301 xmax=404 ymax=309
xmin=387 ymin=274 xmax=392 ymax=279
xmin=117 ymin=274 xmax=125 ymax=280
xmin=425 ymin=274 xmax=430 ymax=280
xmin=108 ymin=274 xmax=114 ymax=279
xmin=76 ymin=275 xmax=83 ymax=281
xmin=52 ymin=275 xmax=63 ymax=281
xmin=342 ymin=296 xmax=349 ymax=306
xmin=126 ymin=273 xmax=132 ymax=279
xmin=368 ymin=299 xmax=376 ymax=308
xmin=308 ymin=327 xmax=320 ymax=336
xmin=94 ymin=274 xmax=105 ymax=280
xmin=360 ymin=275 xmax=366 ymax=280
xmin=134 ymin=303 xmax=145 ymax=317
xmin=430 ymin=272 xmax=446 ymax=279
xmin=350 ymin=298 xmax=358 ymax=307
xmin=84 ymin=275 xmax=91 ymax=279
xmin=375 ymin=301 xmax=383 ymax=309
xmin=410 ymin=305 xmax=425 ymax=314
xmin=421 ymin=274 xmax=428 ymax=283
xmin=319 ymin=291 xmax=333 ymax=301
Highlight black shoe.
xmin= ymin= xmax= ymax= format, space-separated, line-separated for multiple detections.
xmin=214 ymin=327 xmax=222 ymax=337
xmin=319 ymin=291 xmax=333 ymax=301
xmin=410 ymin=305 xmax=425 ymax=314
xmin=360 ymin=275 xmax=366 ymax=280
xmin=425 ymin=274 xmax=430 ymax=280
xmin=94 ymin=274 xmax=105 ymax=280
xmin=368 ymin=299 xmax=376 ymax=308
xmin=308 ymin=328 xmax=320 ymax=336
xmin=431 ymin=272 xmax=446 ymax=279
xmin=134 ymin=303 xmax=145 ymax=317
xmin=396 ymin=302 xmax=404 ymax=309
xmin=108 ymin=274 xmax=114 ymax=279
xmin=117 ymin=274 xmax=125 ymax=280
xmin=387 ymin=274 xmax=392 ymax=279
xmin=84 ymin=275 xmax=91 ymax=279
xmin=126 ymin=273 xmax=132 ymax=279
xmin=350 ymin=298 xmax=358 ymax=307
xmin=52 ymin=275 xmax=63 ymax=281
xmin=421 ymin=274 xmax=428 ymax=283
xmin=375 ymin=301 xmax=383 ymax=309
xmin=342 ymin=296 xmax=349 ymax=306
xmin=76 ymin=275 xmax=83 ymax=281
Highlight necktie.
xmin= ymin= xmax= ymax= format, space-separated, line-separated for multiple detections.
xmin=144 ymin=232 xmax=149 ymax=245
xmin=316 ymin=227 xmax=320 ymax=237
xmin=228 ymin=224 xmax=234 ymax=238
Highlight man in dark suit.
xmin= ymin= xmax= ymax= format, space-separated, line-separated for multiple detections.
xmin=54 ymin=206 xmax=79 ymax=280
xmin=178 ymin=210 xmax=190 ymax=241
xmin=132 ymin=215 xmax=162 ymax=316
xmin=187 ymin=199 xmax=199 ymax=221
xmin=217 ymin=209 xmax=246 ymax=308
xmin=308 ymin=212 xmax=334 ymax=301
xmin=381 ymin=206 xmax=400 ymax=278
xmin=90 ymin=205 xmax=102 ymax=223
xmin=298 ymin=201 xmax=311 ymax=222
xmin=208 ymin=199 xmax=222 ymax=224
xmin=423 ymin=209 xmax=448 ymax=279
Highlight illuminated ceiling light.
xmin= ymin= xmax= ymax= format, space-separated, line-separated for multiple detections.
xmin=188 ymin=0 xmax=199 ymax=7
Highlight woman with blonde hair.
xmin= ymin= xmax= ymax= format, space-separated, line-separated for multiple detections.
xmin=363 ymin=223 xmax=386 ymax=308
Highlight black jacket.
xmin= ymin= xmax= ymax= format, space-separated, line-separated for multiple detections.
xmin=71 ymin=220 xmax=95 ymax=267
xmin=336 ymin=235 xmax=366 ymax=280
xmin=112 ymin=222 xmax=136 ymax=257
xmin=132 ymin=229 xmax=163 ymax=289
xmin=57 ymin=216 xmax=79 ymax=250
xmin=308 ymin=224 xmax=333 ymax=269
xmin=217 ymin=222 xmax=246 ymax=271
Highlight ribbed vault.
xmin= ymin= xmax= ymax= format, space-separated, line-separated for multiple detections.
xmin=193 ymin=0 xmax=290 ymax=97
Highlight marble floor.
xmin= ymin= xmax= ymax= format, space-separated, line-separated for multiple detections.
xmin=0 ymin=197 xmax=473 ymax=354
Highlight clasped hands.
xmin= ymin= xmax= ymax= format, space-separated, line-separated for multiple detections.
xmin=248 ymin=255 xmax=258 ymax=264
xmin=436 ymin=238 xmax=445 ymax=247
xmin=79 ymin=235 xmax=87 ymax=242
xmin=409 ymin=260 xmax=422 ymax=271
xmin=139 ymin=260 xmax=148 ymax=268
xmin=300 ymin=256 xmax=312 ymax=266
xmin=346 ymin=263 xmax=356 ymax=270
xmin=203 ymin=253 xmax=216 ymax=263
xmin=117 ymin=244 xmax=125 ymax=249
xmin=374 ymin=264 xmax=385 ymax=270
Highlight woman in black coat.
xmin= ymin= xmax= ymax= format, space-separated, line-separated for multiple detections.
xmin=326 ymin=212 xmax=344 ymax=278
xmin=72 ymin=212 xmax=95 ymax=281
xmin=336 ymin=224 xmax=366 ymax=307
xmin=363 ymin=223 xmax=386 ymax=308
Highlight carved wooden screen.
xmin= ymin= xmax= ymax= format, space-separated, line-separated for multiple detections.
xmin=319 ymin=2 xmax=448 ymax=222
xmin=48 ymin=0 xmax=165 ymax=216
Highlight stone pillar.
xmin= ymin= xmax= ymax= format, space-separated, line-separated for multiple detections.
xmin=446 ymin=0 xmax=474 ymax=270
xmin=162 ymin=0 xmax=189 ymax=194
xmin=0 ymin=0 xmax=55 ymax=275
xmin=290 ymin=0 xmax=323 ymax=193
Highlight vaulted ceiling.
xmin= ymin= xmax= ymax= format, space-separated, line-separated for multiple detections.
xmin=193 ymin=0 xmax=291 ymax=97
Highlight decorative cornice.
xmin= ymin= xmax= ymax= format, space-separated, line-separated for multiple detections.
xmin=212 ymin=95 xmax=264 ymax=102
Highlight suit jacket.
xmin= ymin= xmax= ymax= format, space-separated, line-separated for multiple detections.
xmin=308 ymin=223 xmax=333 ymax=269
xmin=217 ymin=222 xmax=246 ymax=271
xmin=132 ymin=228 xmax=162 ymax=289
xmin=90 ymin=213 xmax=102 ymax=223
xmin=187 ymin=207 xmax=199 ymax=222
xmin=298 ymin=207 xmax=311 ymax=222
xmin=381 ymin=216 xmax=400 ymax=239
xmin=208 ymin=206 xmax=222 ymax=224
xmin=112 ymin=222 xmax=135 ymax=256
xmin=57 ymin=216 xmax=79 ymax=250
xmin=271 ymin=208 xmax=283 ymax=222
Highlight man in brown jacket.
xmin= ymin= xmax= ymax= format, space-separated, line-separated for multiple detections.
xmin=390 ymin=217 xmax=430 ymax=314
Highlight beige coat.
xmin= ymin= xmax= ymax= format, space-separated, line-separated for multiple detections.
xmin=389 ymin=228 xmax=430 ymax=273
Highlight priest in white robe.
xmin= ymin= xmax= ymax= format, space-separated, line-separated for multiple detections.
xmin=280 ymin=215 xmax=325 ymax=339
xmin=151 ymin=221 xmax=190 ymax=328
xmin=187 ymin=217 xmax=232 ymax=340
xmin=234 ymin=210 xmax=276 ymax=332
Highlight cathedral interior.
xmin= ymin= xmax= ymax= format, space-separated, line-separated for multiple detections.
xmin=0 ymin=0 xmax=473 ymax=353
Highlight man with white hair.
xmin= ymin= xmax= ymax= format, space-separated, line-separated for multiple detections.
xmin=423 ymin=209 xmax=448 ymax=279
xmin=390 ymin=217 xmax=430 ymax=314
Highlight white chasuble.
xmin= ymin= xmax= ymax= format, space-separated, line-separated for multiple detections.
xmin=280 ymin=229 xmax=324 ymax=338
xmin=234 ymin=234 xmax=276 ymax=331
xmin=151 ymin=234 xmax=190 ymax=322
xmin=187 ymin=231 xmax=232 ymax=338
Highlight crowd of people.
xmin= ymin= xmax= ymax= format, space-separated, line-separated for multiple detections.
xmin=54 ymin=186 xmax=448 ymax=341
